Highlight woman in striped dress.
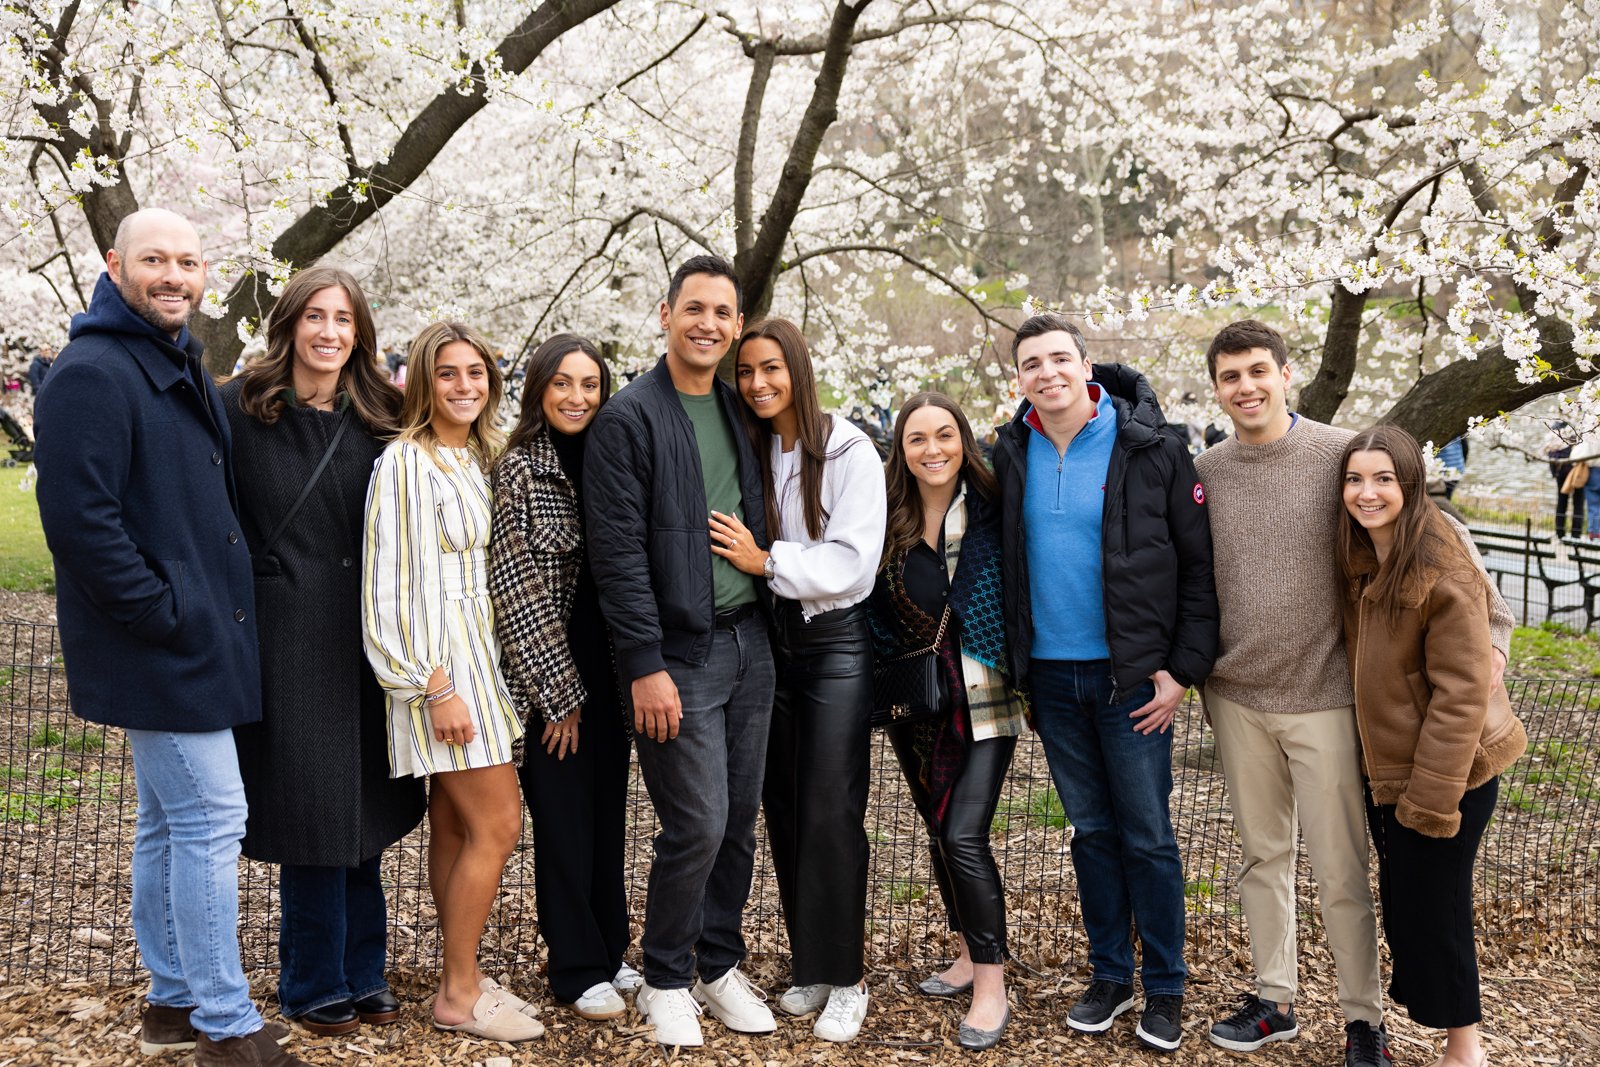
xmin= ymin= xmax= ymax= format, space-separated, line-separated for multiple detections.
xmin=361 ymin=321 xmax=542 ymax=1043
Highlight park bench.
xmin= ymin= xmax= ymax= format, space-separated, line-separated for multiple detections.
xmin=1558 ymin=537 xmax=1600 ymax=631
xmin=1467 ymin=523 xmax=1579 ymax=627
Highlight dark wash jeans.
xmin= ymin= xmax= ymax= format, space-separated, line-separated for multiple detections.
xmin=1030 ymin=658 xmax=1187 ymax=995
xmin=276 ymin=856 xmax=389 ymax=1017
xmin=632 ymin=612 xmax=775 ymax=990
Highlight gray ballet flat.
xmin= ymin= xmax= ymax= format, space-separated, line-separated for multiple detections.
xmin=958 ymin=1006 xmax=1011 ymax=1051
xmin=918 ymin=974 xmax=974 ymax=997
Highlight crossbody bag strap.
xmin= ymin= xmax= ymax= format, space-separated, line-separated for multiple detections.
xmin=256 ymin=408 xmax=352 ymax=559
xmin=886 ymin=604 xmax=953 ymax=663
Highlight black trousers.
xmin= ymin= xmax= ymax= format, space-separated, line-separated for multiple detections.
xmin=763 ymin=601 xmax=872 ymax=987
xmin=887 ymin=726 xmax=1016 ymax=964
xmin=1368 ymin=777 xmax=1499 ymax=1029
xmin=517 ymin=690 xmax=632 ymax=1003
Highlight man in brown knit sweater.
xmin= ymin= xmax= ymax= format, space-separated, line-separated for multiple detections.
xmin=1194 ymin=320 xmax=1510 ymax=1067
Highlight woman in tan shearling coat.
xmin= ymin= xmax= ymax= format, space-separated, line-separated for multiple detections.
xmin=1336 ymin=425 xmax=1526 ymax=1067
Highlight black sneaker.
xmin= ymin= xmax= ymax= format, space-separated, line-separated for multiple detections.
xmin=1344 ymin=1020 xmax=1393 ymax=1067
xmin=1067 ymin=979 xmax=1135 ymax=1033
xmin=1135 ymin=994 xmax=1183 ymax=1052
xmin=1208 ymin=993 xmax=1299 ymax=1052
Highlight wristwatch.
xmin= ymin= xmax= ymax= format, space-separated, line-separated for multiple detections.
xmin=762 ymin=554 xmax=776 ymax=581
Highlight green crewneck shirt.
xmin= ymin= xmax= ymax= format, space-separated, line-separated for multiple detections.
xmin=678 ymin=389 xmax=757 ymax=612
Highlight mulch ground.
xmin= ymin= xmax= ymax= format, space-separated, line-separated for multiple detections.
xmin=1 ymin=935 xmax=1595 ymax=1066
xmin=4 ymin=589 xmax=1598 ymax=1064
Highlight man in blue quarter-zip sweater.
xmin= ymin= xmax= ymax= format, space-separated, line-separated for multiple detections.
xmin=992 ymin=312 xmax=1218 ymax=1054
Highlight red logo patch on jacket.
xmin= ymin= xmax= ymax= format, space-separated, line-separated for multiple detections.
xmin=1193 ymin=482 xmax=1205 ymax=505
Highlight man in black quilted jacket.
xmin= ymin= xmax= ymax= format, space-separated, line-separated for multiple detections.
xmin=583 ymin=255 xmax=776 ymax=1048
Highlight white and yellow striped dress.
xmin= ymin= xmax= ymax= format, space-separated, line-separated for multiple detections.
xmin=362 ymin=440 xmax=523 ymax=777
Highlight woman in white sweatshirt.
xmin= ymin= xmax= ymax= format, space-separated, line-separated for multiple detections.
xmin=708 ymin=317 xmax=886 ymax=1044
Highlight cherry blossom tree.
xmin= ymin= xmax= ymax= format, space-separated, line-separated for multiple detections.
xmin=1 ymin=0 xmax=1596 ymax=453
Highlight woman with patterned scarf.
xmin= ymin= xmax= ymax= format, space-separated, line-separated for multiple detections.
xmin=867 ymin=392 xmax=1027 ymax=1052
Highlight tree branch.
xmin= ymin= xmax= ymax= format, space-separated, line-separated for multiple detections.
xmin=286 ymin=1 xmax=359 ymax=180
xmin=782 ymin=241 xmax=1012 ymax=334
xmin=194 ymin=0 xmax=619 ymax=371
xmin=734 ymin=0 xmax=874 ymax=318
xmin=1298 ymin=162 xmax=1459 ymax=422
xmin=733 ymin=41 xmax=775 ymax=254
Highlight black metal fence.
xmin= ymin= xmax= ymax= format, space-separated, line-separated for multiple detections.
xmin=1 ymin=620 xmax=1595 ymax=985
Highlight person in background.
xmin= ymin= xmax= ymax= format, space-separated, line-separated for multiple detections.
xmin=1435 ymin=436 xmax=1467 ymax=500
xmin=709 ymin=317 xmax=886 ymax=1042
xmin=1337 ymin=425 xmax=1527 ymax=1067
xmin=1539 ymin=421 xmax=1583 ymax=539
xmin=35 ymin=208 xmax=307 ymax=1066
xmin=222 ymin=265 xmax=426 ymax=1037
xmin=869 ymin=392 xmax=1025 ymax=1052
xmin=362 ymin=321 xmax=543 ymax=1043
xmin=490 ymin=334 xmax=639 ymax=1022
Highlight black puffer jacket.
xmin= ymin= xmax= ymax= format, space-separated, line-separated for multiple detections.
xmin=992 ymin=362 xmax=1218 ymax=696
xmin=583 ymin=357 xmax=770 ymax=681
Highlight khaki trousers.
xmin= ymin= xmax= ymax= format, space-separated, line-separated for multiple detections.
xmin=1204 ymin=689 xmax=1383 ymax=1024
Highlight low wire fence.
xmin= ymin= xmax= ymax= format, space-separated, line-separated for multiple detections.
xmin=1 ymin=620 xmax=1595 ymax=986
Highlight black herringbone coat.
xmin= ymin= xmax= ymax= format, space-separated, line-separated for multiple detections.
xmin=489 ymin=430 xmax=588 ymax=728
xmin=221 ymin=380 xmax=426 ymax=866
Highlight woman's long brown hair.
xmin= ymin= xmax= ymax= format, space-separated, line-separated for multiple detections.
xmin=227 ymin=264 xmax=400 ymax=435
xmin=881 ymin=391 xmax=997 ymax=566
xmin=1335 ymin=424 xmax=1482 ymax=625
xmin=737 ymin=317 xmax=833 ymax=541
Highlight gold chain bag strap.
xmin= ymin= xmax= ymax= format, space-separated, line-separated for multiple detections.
xmin=870 ymin=604 xmax=952 ymax=729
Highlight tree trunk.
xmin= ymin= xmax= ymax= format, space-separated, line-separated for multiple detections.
xmin=184 ymin=0 xmax=618 ymax=373
xmin=1381 ymin=315 xmax=1585 ymax=446
xmin=733 ymin=0 xmax=875 ymax=320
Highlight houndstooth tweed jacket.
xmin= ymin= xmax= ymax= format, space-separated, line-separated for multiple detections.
xmin=489 ymin=429 xmax=587 ymax=728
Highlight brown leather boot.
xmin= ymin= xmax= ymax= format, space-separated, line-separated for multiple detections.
xmin=194 ymin=1022 xmax=307 ymax=1066
xmin=139 ymin=1001 xmax=197 ymax=1056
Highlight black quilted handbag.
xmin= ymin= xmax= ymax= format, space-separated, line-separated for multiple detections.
xmin=870 ymin=606 xmax=952 ymax=729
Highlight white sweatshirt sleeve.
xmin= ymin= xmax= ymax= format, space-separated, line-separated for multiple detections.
xmin=766 ymin=429 xmax=887 ymax=607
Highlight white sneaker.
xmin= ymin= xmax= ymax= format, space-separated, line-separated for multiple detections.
xmin=692 ymin=968 xmax=776 ymax=1033
xmin=813 ymin=982 xmax=869 ymax=1042
xmin=570 ymin=981 xmax=627 ymax=1020
xmin=612 ymin=962 xmax=644 ymax=993
xmin=637 ymin=983 xmax=704 ymax=1047
xmin=777 ymin=983 xmax=831 ymax=1017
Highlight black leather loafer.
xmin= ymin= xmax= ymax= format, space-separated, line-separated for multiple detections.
xmin=351 ymin=989 xmax=402 ymax=1025
xmin=294 ymin=1001 xmax=359 ymax=1036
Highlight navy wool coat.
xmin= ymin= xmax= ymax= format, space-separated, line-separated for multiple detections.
xmin=34 ymin=273 xmax=261 ymax=733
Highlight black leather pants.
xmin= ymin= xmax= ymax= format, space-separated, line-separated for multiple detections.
xmin=887 ymin=727 xmax=1016 ymax=964
xmin=763 ymin=601 xmax=872 ymax=986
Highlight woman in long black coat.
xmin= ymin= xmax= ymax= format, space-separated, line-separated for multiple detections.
xmin=221 ymin=265 xmax=426 ymax=1036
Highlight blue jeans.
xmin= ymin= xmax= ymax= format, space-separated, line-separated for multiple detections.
xmin=277 ymin=857 xmax=389 ymax=1017
xmin=1029 ymin=659 xmax=1187 ymax=995
xmin=633 ymin=612 xmax=776 ymax=989
xmin=126 ymin=728 xmax=262 ymax=1040
xmin=1585 ymin=467 xmax=1600 ymax=535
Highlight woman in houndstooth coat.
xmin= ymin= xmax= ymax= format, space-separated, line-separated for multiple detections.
xmin=489 ymin=334 xmax=636 ymax=1020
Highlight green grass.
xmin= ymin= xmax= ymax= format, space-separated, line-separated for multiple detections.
xmin=27 ymin=723 xmax=64 ymax=748
xmin=992 ymin=786 xmax=1069 ymax=834
xmin=0 ymin=789 xmax=78 ymax=823
xmin=888 ymin=880 xmax=927 ymax=905
xmin=1509 ymin=623 xmax=1600 ymax=679
xmin=62 ymin=727 xmax=104 ymax=753
xmin=0 ymin=466 xmax=52 ymax=592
